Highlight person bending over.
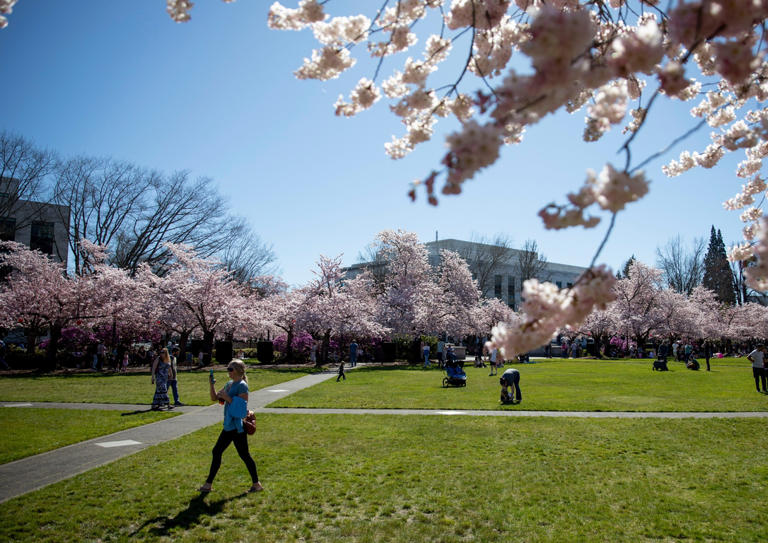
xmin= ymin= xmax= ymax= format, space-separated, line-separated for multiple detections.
xmin=499 ymin=367 xmax=522 ymax=404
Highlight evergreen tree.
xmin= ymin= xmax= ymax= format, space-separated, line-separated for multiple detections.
xmin=617 ymin=255 xmax=637 ymax=279
xmin=702 ymin=226 xmax=737 ymax=305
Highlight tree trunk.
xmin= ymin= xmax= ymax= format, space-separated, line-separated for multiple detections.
xmin=45 ymin=323 xmax=62 ymax=371
xmin=203 ymin=330 xmax=215 ymax=365
xmin=25 ymin=330 xmax=37 ymax=356
xmin=178 ymin=330 xmax=190 ymax=366
xmin=320 ymin=330 xmax=331 ymax=367
xmin=284 ymin=327 xmax=294 ymax=363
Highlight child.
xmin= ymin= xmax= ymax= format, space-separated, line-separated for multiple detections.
xmin=337 ymin=360 xmax=346 ymax=381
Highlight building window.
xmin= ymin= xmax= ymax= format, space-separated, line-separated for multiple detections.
xmin=0 ymin=217 xmax=15 ymax=241
xmin=494 ymin=275 xmax=502 ymax=299
xmin=567 ymin=282 xmax=573 ymax=288
xmin=507 ymin=276 xmax=515 ymax=310
xmin=30 ymin=221 xmax=54 ymax=255
xmin=556 ymin=281 xmax=562 ymax=288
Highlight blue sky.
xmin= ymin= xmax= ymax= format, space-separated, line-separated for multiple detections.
xmin=0 ymin=1 xmax=745 ymax=286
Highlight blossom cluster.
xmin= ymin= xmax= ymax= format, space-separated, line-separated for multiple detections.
xmin=165 ymin=0 xmax=236 ymax=24
xmin=746 ymin=218 xmax=768 ymax=290
xmin=538 ymin=164 xmax=648 ymax=229
xmin=267 ymin=0 xmax=326 ymax=30
xmin=0 ymin=0 xmax=17 ymax=29
xmin=10 ymin=1 xmax=768 ymax=317
xmin=487 ymin=265 xmax=616 ymax=359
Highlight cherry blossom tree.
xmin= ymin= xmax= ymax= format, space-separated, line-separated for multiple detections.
xmin=258 ymin=289 xmax=309 ymax=362
xmin=0 ymin=240 xmax=146 ymax=368
xmin=375 ymin=229 xmax=437 ymax=335
xmin=261 ymin=0 xmax=768 ymax=346
xmin=0 ymin=241 xmax=73 ymax=362
xmin=611 ymin=261 xmax=672 ymax=350
xmin=9 ymin=0 xmax=768 ymax=345
xmin=420 ymin=249 xmax=483 ymax=337
xmin=472 ymin=296 xmax=515 ymax=336
xmin=577 ymin=307 xmax=618 ymax=358
xmin=159 ymin=243 xmax=254 ymax=361
xmin=298 ymin=255 xmax=387 ymax=365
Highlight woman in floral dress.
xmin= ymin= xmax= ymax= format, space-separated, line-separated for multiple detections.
xmin=150 ymin=348 xmax=173 ymax=410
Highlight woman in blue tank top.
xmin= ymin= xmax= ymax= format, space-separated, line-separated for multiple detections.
xmin=198 ymin=359 xmax=262 ymax=494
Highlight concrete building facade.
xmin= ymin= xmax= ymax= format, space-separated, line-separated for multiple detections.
xmin=345 ymin=237 xmax=587 ymax=311
xmin=424 ymin=239 xmax=587 ymax=310
xmin=1 ymin=177 xmax=70 ymax=266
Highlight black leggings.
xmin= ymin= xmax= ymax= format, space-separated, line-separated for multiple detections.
xmin=206 ymin=429 xmax=259 ymax=484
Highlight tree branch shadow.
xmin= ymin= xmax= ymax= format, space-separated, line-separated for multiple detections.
xmin=129 ymin=492 xmax=248 ymax=537
xmin=121 ymin=408 xmax=153 ymax=416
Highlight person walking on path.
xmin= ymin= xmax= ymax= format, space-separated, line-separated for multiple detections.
xmin=349 ymin=340 xmax=358 ymax=367
xmin=337 ymin=360 xmax=346 ymax=381
xmin=199 ymin=359 xmax=262 ymax=494
xmin=168 ymin=347 xmax=184 ymax=406
xmin=499 ymin=367 xmax=522 ymax=404
xmin=151 ymin=348 xmax=173 ymax=411
xmin=747 ymin=344 xmax=767 ymax=393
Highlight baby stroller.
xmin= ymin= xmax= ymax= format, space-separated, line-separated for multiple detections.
xmin=443 ymin=359 xmax=467 ymax=387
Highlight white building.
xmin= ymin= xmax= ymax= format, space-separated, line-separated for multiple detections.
xmin=345 ymin=237 xmax=587 ymax=310
xmin=1 ymin=177 xmax=69 ymax=266
xmin=424 ymin=238 xmax=586 ymax=310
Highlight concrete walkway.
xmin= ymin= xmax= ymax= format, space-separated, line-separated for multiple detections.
xmin=3 ymin=369 xmax=768 ymax=503
xmin=0 ymin=371 xmax=338 ymax=503
xmin=254 ymin=407 xmax=768 ymax=419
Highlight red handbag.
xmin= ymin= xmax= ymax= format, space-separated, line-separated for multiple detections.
xmin=243 ymin=411 xmax=256 ymax=435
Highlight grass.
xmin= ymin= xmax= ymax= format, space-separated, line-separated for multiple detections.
xmin=0 ymin=367 xmax=314 ymax=405
xmin=0 ymin=408 xmax=177 ymax=464
xmin=1 ymin=413 xmax=767 ymax=542
xmin=270 ymin=358 xmax=768 ymax=411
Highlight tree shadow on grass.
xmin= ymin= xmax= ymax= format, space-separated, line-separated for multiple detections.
xmin=130 ymin=492 xmax=248 ymax=538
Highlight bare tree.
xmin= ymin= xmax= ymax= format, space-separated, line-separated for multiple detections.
xmin=729 ymin=251 xmax=767 ymax=305
xmin=0 ymin=131 xmax=58 ymax=233
xmin=52 ymin=156 xmax=155 ymax=275
xmin=356 ymin=240 xmax=390 ymax=294
xmin=455 ymin=233 xmax=516 ymax=295
xmin=514 ymin=239 xmax=550 ymax=283
xmin=219 ymin=218 xmax=277 ymax=284
xmin=53 ymin=159 xmax=275 ymax=278
xmin=655 ymin=235 xmax=705 ymax=295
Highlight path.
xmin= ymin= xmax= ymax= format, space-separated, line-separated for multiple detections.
xmin=3 ymin=370 xmax=768 ymax=503
xmin=0 ymin=371 xmax=337 ymax=503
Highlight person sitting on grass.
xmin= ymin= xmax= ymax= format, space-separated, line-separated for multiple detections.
xmin=499 ymin=367 xmax=522 ymax=404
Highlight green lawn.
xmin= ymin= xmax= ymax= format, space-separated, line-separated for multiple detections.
xmin=271 ymin=358 xmax=768 ymax=411
xmin=0 ymin=408 xmax=177 ymax=464
xmin=0 ymin=367 xmax=313 ymax=405
xmin=1 ymin=413 xmax=767 ymax=542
